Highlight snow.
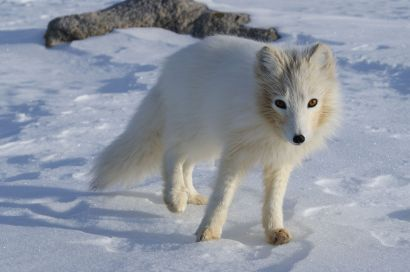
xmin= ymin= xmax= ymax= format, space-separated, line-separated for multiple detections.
xmin=1 ymin=0 xmax=409 ymax=271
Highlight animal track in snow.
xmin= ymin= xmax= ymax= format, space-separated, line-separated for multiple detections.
xmin=365 ymin=125 xmax=388 ymax=133
xmin=313 ymin=175 xmax=410 ymax=248
xmin=315 ymin=175 xmax=410 ymax=197
xmin=370 ymin=230 xmax=410 ymax=248
xmin=71 ymin=237 xmax=132 ymax=252
xmin=314 ymin=178 xmax=343 ymax=196
xmin=338 ymin=57 xmax=410 ymax=95
xmin=364 ymin=125 xmax=410 ymax=139
xmin=366 ymin=175 xmax=409 ymax=188
xmin=302 ymin=205 xmax=333 ymax=217
xmin=302 ymin=202 xmax=357 ymax=218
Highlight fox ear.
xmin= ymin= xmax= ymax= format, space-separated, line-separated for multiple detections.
xmin=308 ymin=43 xmax=336 ymax=75
xmin=256 ymin=46 xmax=286 ymax=76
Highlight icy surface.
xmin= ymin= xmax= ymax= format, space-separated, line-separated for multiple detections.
xmin=1 ymin=0 xmax=409 ymax=271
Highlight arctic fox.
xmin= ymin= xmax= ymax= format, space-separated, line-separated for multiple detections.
xmin=91 ymin=35 xmax=340 ymax=245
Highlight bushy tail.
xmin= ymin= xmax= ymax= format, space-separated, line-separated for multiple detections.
xmin=90 ymin=88 xmax=163 ymax=190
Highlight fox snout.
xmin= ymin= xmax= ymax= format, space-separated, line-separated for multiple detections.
xmin=284 ymin=115 xmax=309 ymax=146
xmin=284 ymin=129 xmax=308 ymax=146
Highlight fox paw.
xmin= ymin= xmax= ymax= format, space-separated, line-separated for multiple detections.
xmin=266 ymin=228 xmax=292 ymax=245
xmin=188 ymin=194 xmax=208 ymax=205
xmin=195 ymin=226 xmax=221 ymax=242
xmin=164 ymin=191 xmax=188 ymax=213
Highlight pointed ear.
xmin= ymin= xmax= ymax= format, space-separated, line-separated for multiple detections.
xmin=308 ymin=43 xmax=336 ymax=75
xmin=256 ymin=46 xmax=286 ymax=77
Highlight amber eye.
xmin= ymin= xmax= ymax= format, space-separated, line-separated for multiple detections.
xmin=308 ymin=99 xmax=318 ymax=108
xmin=274 ymin=99 xmax=287 ymax=109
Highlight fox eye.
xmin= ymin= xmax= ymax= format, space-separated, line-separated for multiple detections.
xmin=274 ymin=99 xmax=287 ymax=109
xmin=308 ymin=99 xmax=318 ymax=108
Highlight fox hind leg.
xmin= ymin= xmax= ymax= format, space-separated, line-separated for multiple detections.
xmin=162 ymin=148 xmax=188 ymax=213
xmin=183 ymin=161 xmax=208 ymax=205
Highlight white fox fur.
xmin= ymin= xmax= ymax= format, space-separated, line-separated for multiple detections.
xmin=91 ymin=35 xmax=340 ymax=245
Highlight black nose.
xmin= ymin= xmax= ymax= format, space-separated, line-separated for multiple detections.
xmin=293 ymin=134 xmax=305 ymax=144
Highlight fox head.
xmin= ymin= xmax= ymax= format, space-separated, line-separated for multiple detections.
xmin=255 ymin=43 xmax=340 ymax=146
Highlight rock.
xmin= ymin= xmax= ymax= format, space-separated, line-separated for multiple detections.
xmin=44 ymin=0 xmax=279 ymax=47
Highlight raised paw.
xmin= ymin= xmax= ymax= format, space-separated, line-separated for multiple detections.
xmin=188 ymin=194 xmax=208 ymax=205
xmin=164 ymin=190 xmax=188 ymax=213
xmin=195 ymin=226 xmax=221 ymax=242
xmin=266 ymin=228 xmax=292 ymax=245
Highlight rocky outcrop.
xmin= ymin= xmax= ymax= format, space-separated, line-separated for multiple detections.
xmin=44 ymin=0 xmax=279 ymax=47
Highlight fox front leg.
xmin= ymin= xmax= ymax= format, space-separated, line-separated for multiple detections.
xmin=263 ymin=164 xmax=293 ymax=245
xmin=195 ymin=149 xmax=250 ymax=241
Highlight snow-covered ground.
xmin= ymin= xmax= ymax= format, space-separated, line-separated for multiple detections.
xmin=1 ymin=0 xmax=409 ymax=271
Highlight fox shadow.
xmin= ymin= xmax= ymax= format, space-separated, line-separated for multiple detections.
xmin=0 ymin=185 xmax=192 ymax=250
